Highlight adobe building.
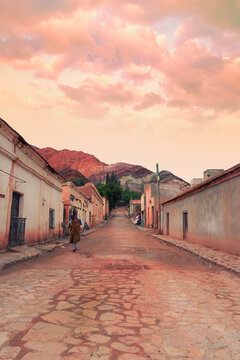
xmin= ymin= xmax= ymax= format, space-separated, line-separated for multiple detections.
xmin=78 ymin=183 xmax=104 ymax=226
xmin=103 ymin=197 xmax=109 ymax=219
xmin=143 ymin=182 xmax=183 ymax=229
xmin=129 ymin=199 xmax=141 ymax=217
xmin=141 ymin=193 xmax=145 ymax=224
xmin=62 ymin=182 xmax=92 ymax=234
xmin=162 ymin=165 xmax=240 ymax=255
xmin=0 ymin=118 xmax=64 ymax=249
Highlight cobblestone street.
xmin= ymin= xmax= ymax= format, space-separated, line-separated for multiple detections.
xmin=0 ymin=211 xmax=240 ymax=360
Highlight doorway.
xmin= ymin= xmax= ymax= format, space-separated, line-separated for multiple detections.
xmin=166 ymin=212 xmax=169 ymax=235
xmin=9 ymin=192 xmax=26 ymax=246
xmin=151 ymin=206 xmax=154 ymax=228
xmin=183 ymin=211 xmax=188 ymax=240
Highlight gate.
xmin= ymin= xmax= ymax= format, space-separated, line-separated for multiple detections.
xmin=9 ymin=217 xmax=26 ymax=246
xmin=8 ymin=192 xmax=26 ymax=246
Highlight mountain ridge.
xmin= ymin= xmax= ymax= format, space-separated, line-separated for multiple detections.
xmin=36 ymin=147 xmax=189 ymax=192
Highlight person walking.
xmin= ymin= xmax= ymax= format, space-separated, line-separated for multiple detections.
xmin=70 ymin=215 xmax=81 ymax=252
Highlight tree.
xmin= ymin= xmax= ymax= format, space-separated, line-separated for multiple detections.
xmin=122 ymin=188 xmax=141 ymax=205
xmin=95 ymin=183 xmax=106 ymax=197
xmin=96 ymin=173 xmax=141 ymax=209
xmin=96 ymin=172 xmax=123 ymax=210
xmin=110 ymin=172 xmax=119 ymax=184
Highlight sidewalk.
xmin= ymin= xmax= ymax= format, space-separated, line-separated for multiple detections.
xmin=129 ymin=217 xmax=240 ymax=275
xmin=153 ymin=234 xmax=240 ymax=275
xmin=0 ymin=221 xmax=107 ymax=271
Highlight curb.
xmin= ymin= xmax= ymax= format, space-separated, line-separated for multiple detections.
xmin=129 ymin=216 xmax=240 ymax=276
xmin=0 ymin=251 xmax=40 ymax=272
xmin=0 ymin=221 xmax=108 ymax=272
xmin=81 ymin=221 xmax=107 ymax=237
xmin=153 ymin=235 xmax=240 ymax=276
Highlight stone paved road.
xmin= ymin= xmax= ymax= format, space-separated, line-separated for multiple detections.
xmin=0 ymin=210 xmax=240 ymax=360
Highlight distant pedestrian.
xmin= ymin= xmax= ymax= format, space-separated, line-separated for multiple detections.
xmin=70 ymin=215 xmax=81 ymax=252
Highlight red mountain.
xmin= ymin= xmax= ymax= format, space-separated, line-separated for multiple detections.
xmin=36 ymin=147 xmax=189 ymax=192
xmin=88 ymin=162 xmax=151 ymax=183
xmin=37 ymin=147 xmax=107 ymax=178
xmin=37 ymin=147 xmax=151 ymax=180
xmin=58 ymin=168 xmax=88 ymax=182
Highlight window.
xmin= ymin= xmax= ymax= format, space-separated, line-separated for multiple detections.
xmin=49 ymin=209 xmax=55 ymax=229
xmin=89 ymin=211 xmax=91 ymax=222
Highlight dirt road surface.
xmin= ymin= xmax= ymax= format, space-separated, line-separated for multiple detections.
xmin=0 ymin=209 xmax=239 ymax=359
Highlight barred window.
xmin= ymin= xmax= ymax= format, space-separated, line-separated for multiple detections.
xmin=49 ymin=209 xmax=55 ymax=229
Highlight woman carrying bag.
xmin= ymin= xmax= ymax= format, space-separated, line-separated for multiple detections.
xmin=70 ymin=215 xmax=82 ymax=252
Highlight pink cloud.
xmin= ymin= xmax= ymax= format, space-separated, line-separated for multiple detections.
xmin=167 ymin=99 xmax=189 ymax=108
xmin=38 ymin=10 xmax=95 ymax=55
xmin=87 ymin=15 xmax=167 ymax=71
xmin=122 ymin=66 xmax=152 ymax=84
xmin=10 ymin=55 xmax=65 ymax=80
xmin=0 ymin=0 xmax=240 ymax=120
xmin=160 ymin=40 xmax=240 ymax=112
xmin=0 ymin=37 xmax=34 ymax=61
xmin=0 ymin=0 xmax=80 ymax=29
xmin=0 ymin=7 xmax=167 ymax=76
xmin=59 ymin=81 xmax=136 ymax=108
xmin=116 ymin=1 xmax=240 ymax=30
xmin=1 ymin=1 xmax=240 ymax=34
xmin=134 ymin=93 xmax=163 ymax=110
xmin=175 ymin=17 xmax=240 ymax=56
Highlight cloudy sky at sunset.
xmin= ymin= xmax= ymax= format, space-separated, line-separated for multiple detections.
xmin=0 ymin=0 xmax=240 ymax=182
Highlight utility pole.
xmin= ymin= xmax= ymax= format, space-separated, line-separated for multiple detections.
xmin=156 ymin=163 xmax=161 ymax=233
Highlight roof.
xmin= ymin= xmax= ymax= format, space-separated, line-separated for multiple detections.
xmin=78 ymin=185 xmax=92 ymax=199
xmin=162 ymin=162 xmax=240 ymax=206
xmin=62 ymin=182 xmax=89 ymax=201
xmin=78 ymin=182 xmax=103 ymax=202
xmin=0 ymin=117 xmax=65 ymax=182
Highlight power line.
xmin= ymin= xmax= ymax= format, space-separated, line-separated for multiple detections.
xmin=0 ymin=169 xmax=26 ymax=185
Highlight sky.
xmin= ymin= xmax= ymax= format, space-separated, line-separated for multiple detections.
xmin=0 ymin=0 xmax=240 ymax=182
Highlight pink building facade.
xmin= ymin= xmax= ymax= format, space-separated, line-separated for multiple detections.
xmin=162 ymin=164 xmax=240 ymax=256
xmin=0 ymin=118 xmax=64 ymax=249
xmin=129 ymin=199 xmax=141 ymax=217
xmin=103 ymin=197 xmax=109 ymax=219
xmin=145 ymin=184 xmax=158 ymax=229
xmin=62 ymin=182 xmax=91 ymax=234
xmin=142 ymin=183 xmax=183 ymax=229
xmin=79 ymin=183 xmax=104 ymax=226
